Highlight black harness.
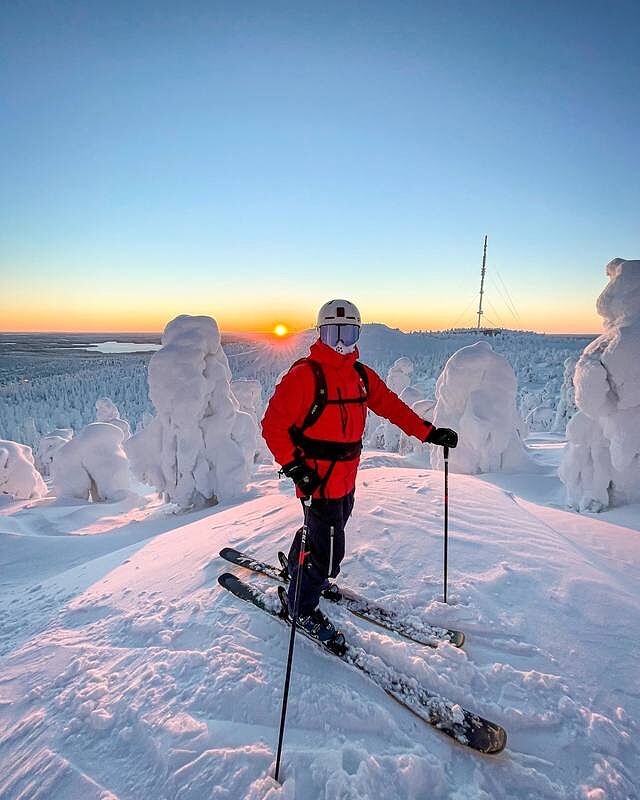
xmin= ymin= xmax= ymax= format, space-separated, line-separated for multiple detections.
xmin=288 ymin=358 xmax=369 ymax=463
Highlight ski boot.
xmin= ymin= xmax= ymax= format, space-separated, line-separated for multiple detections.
xmin=278 ymin=586 xmax=347 ymax=656
xmin=278 ymin=551 xmax=342 ymax=602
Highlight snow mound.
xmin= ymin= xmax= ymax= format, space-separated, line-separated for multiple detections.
xmin=0 ymin=439 xmax=47 ymax=500
xmin=560 ymin=259 xmax=640 ymax=511
xmin=431 ymin=341 xmax=533 ymax=474
xmin=125 ymin=315 xmax=255 ymax=509
xmin=53 ymin=423 xmax=130 ymax=502
xmin=95 ymin=397 xmax=131 ymax=439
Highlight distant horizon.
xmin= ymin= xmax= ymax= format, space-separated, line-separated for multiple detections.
xmin=0 ymin=322 xmax=600 ymax=338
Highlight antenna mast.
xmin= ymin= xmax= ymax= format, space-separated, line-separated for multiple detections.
xmin=476 ymin=235 xmax=488 ymax=330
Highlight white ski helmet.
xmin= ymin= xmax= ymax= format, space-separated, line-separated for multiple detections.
xmin=317 ymin=299 xmax=362 ymax=354
xmin=316 ymin=299 xmax=361 ymax=327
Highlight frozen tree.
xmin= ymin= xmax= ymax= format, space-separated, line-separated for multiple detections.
xmin=431 ymin=341 xmax=533 ymax=474
xmin=95 ymin=397 xmax=131 ymax=439
xmin=374 ymin=357 xmax=417 ymax=451
xmin=396 ymin=387 xmax=426 ymax=455
xmin=53 ymin=423 xmax=130 ymax=502
xmin=386 ymin=357 xmax=413 ymax=394
xmin=526 ymin=404 xmax=555 ymax=432
xmin=560 ymin=259 xmax=640 ymax=511
xmin=399 ymin=397 xmax=436 ymax=459
xmin=553 ymin=356 xmax=579 ymax=433
xmin=125 ymin=315 xmax=255 ymax=509
xmin=35 ymin=428 xmax=73 ymax=478
xmin=231 ymin=379 xmax=266 ymax=462
xmin=0 ymin=440 xmax=47 ymax=500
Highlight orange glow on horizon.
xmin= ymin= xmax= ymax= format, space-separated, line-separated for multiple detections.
xmin=0 ymin=294 xmax=603 ymax=336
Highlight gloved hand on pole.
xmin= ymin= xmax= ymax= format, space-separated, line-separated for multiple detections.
xmin=425 ymin=427 xmax=458 ymax=448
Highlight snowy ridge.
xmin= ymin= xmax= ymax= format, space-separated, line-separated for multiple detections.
xmin=1 ymin=454 xmax=638 ymax=798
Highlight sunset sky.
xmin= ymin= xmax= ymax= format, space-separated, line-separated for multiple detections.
xmin=2 ymin=1 xmax=638 ymax=335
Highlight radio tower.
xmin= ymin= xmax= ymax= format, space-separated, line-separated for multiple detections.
xmin=476 ymin=235 xmax=488 ymax=330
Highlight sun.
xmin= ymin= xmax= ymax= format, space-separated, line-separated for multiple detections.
xmin=273 ymin=323 xmax=288 ymax=337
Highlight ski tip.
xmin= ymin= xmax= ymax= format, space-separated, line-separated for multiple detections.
xmin=219 ymin=547 xmax=239 ymax=559
xmin=451 ymin=631 xmax=465 ymax=647
xmin=218 ymin=572 xmax=238 ymax=588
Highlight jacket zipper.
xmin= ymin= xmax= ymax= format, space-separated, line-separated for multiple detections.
xmin=328 ymin=525 xmax=335 ymax=576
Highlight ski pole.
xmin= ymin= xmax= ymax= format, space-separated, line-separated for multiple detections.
xmin=443 ymin=445 xmax=449 ymax=604
xmin=274 ymin=497 xmax=311 ymax=784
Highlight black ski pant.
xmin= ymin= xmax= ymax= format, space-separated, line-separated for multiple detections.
xmin=287 ymin=491 xmax=355 ymax=617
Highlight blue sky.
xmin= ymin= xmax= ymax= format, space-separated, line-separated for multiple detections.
xmin=1 ymin=0 xmax=638 ymax=332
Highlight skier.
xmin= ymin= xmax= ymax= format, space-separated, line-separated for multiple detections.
xmin=261 ymin=299 xmax=458 ymax=647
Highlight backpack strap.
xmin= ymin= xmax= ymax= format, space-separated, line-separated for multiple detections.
xmin=353 ymin=361 xmax=369 ymax=396
xmin=289 ymin=358 xmax=328 ymax=434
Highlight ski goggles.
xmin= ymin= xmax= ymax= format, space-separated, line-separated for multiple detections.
xmin=319 ymin=323 xmax=361 ymax=348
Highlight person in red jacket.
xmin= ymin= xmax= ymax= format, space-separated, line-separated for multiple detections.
xmin=261 ymin=299 xmax=458 ymax=646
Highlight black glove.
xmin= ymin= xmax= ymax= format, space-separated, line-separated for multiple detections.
xmin=281 ymin=459 xmax=322 ymax=495
xmin=425 ymin=426 xmax=458 ymax=448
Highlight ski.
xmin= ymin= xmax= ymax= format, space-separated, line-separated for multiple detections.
xmin=218 ymin=572 xmax=506 ymax=754
xmin=219 ymin=546 xmax=465 ymax=648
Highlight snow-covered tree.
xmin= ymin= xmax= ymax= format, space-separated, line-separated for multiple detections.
xmin=560 ymin=259 xmax=640 ymax=511
xmin=374 ymin=357 xmax=418 ymax=451
xmin=0 ymin=439 xmax=47 ymax=500
xmin=526 ymin=403 xmax=555 ymax=432
xmin=125 ymin=315 xmax=255 ymax=509
xmin=431 ymin=341 xmax=533 ymax=474
xmin=35 ymin=428 xmax=73 ymax=478
xmin=231 ymin=379 xmax=265 ymax=462
xmin=552 ymin=356 xmax=579 ymax=433
xmin=53 ymin=423 xmax=130 ymax=502
xmin=95 ymin=397 xmax=131 ymax=439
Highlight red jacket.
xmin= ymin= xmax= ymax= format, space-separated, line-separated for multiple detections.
xmin=261 ymin=339 xmax=434 ymax=499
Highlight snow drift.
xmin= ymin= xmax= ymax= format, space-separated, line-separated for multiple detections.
xmin=53 ymin=423 xmax=130 ymax=502
xmin=0 ymin=439 xmax=47 ymax=500
xmin=431 ymin=341 xmax=532 ymax=474
xmin=125 ymin=315 xmax=255 ymax=509
xmin=560 ymin=258 xmax=640 ymax=511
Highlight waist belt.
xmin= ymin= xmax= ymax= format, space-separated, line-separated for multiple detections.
xmin=290 ymin=428 xmax=363 ymax=462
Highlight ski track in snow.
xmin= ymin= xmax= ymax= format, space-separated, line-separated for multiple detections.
xmin=0 ymin=455 xmax=639 ymax=799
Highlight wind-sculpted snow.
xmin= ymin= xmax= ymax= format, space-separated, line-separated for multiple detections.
xmin=561 ymin=258 xmax=640 ymax=511
xmin=125 ymin=315 xmax=255 ymax=509
xmin=53 ymin=422 xmax=130 ymax=502
xmin=0 ymin=439 xmax=46 ymax=499
xmin=431 ymin=341 xmax=534 ymax=474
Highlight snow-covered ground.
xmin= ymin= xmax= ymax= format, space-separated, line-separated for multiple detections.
xmin=1 ymin=438 xmax=638 ymax=799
